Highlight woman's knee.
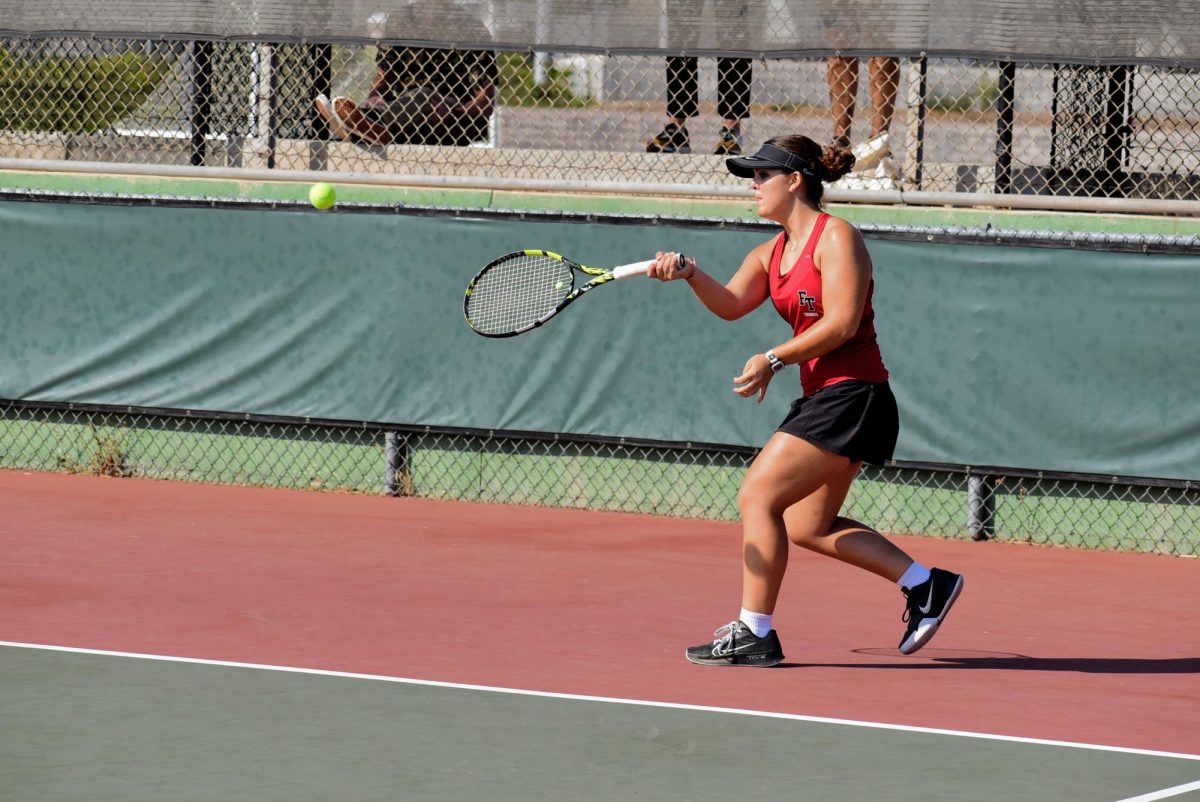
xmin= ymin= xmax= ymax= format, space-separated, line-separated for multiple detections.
xmin=737 ymin=477 xmax=787 ymax=519
xmin=736 ymin=482 xmax=760 ymax=517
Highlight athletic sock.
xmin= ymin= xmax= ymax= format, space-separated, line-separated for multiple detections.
xmin=739 ymin=608 xmax=773 ymax=638
xmin=898 ymin=561 xmax=932 ymax=591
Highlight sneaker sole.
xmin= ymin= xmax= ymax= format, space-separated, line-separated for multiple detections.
xmin=684 ymin=651 xmax=784 ymax=667
xmin=851 ymin=134 xmax=891 ymax=171
xmin=315 ymin=95 xmax=353 ymax=142
xmin=853 ymin=150 xmax=890 ymax=172
xmin=899 ymin=575 xmax=964 ymax=655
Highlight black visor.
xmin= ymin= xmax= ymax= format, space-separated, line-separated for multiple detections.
xmin=726 ymin=143 xmax=814 ymax=178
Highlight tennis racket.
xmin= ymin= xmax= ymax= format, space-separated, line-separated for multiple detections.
xmin=463 ymin=249 xmax=683 ymax=338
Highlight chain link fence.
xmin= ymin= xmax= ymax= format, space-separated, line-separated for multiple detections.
xmin=2 ymin=400 xmax=1194 ymax=556
xmin=1 ymin=21 xmax=1196 ymax=559
xmin=1 ymin=36 xmax=1198 ymax=205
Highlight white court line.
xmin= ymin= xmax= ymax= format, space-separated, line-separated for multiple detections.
xmin=3 ymin=640 xmax=1198 ymax=763
xmin=1114 ymin=779 xmax=1200 ymax=801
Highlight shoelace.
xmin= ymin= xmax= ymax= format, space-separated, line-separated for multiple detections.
xmin=710 ymin=620 xmax=747 ymax=656
xmin=899 ymin=584 xmax=931 ymax=626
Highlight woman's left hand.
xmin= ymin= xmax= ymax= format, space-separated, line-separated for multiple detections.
xmin=733 ymin=353 xmax=773 ymax=403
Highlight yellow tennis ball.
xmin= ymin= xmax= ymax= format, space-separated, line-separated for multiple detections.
xmin=309 ymin=182 xmax=336 ymax=210
xmin=555 ymin=281 xmax=565 ymax=290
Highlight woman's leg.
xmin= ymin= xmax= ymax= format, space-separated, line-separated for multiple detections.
xmin=665 ymin=56 xmax=699 ymax=120
xmin=783 ymin=461 xmax=964 ymax=655
xmin=688 ymin=433 xmax=936 ymax=667
xmin=736 ymin=432 xmax=852 ymax=614
xmin=716 ymin=57 xmax=752 ymax=125
xmin=826 ymin=56 xmax=859 ymax=146
xmin=782 ymin=459 xmax=913 ymax=582
xmin=866 ymin=56 xmax=900 ymax=139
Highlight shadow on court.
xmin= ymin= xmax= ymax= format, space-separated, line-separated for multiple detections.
xmin=773 ymin=649 xmax=1200 ymax=674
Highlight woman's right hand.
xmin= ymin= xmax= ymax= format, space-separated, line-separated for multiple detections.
xmin=650 ymin=251 xmax=696 ymax=281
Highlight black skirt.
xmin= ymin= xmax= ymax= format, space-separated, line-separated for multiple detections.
xmin=777 ymin=380 xmax=899 ymax=465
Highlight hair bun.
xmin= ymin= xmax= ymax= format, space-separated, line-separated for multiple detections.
xmin=820 ymin=142 xmax=856 ymax=182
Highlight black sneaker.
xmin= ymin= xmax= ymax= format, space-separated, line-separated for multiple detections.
xmin=714 ymin=125 xmax=743 ymax=155
xmin=646 ymin=122 xmax=691 ymax=154
xmin=898 ymin=568 xmax=964 ymax=655
xmin=685 ymin=620 xmax=784 ymax=667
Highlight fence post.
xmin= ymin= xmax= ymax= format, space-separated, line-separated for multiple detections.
xmin=967 ymin=473 xmax=994 ymax=541
xmin=309 ymin=43 xmax=333 ymax=171
xmin=902 ymin=54 xmax=928 ymax=190
xmin=385 ymin=431 xmax=408 ymax=496
xmin=265 ymin=44 xmax=279 ymax=170
xmin=189 ymin=40 xmax=213 ymax=167
xmin=994 ymin=61 xmax=1016 ymax=194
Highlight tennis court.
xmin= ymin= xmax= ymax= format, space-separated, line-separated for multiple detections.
xmin=2 ymin=172 xmax=1198 ymax=800
xmin=2 ymin=469 xmax=1197 ymax=801
xmin=4 ymin=3 xmax=1200 ymax=797
xmin=3 ymin=158 xmax=1199 ymax=802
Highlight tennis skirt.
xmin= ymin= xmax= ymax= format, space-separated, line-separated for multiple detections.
xmin=777 ymin=380 xmax=899 ymax=466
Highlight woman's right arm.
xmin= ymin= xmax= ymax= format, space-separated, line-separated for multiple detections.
xmin=650 ymin=241 xmax=772 ymax=321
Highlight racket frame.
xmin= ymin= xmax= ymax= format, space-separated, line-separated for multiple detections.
xmin=463 ymin=249 xmax=660 ymax=338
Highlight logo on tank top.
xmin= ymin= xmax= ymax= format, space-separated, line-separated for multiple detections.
xmin=797 ymin=291 xmax=819 ymax=317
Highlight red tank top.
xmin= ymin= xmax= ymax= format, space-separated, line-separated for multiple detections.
xmin=768 ymin=213 xmax=889 ymax=395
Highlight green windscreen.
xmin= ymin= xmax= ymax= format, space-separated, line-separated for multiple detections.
xmin=1 ymin=197 xmax=1197 ymax=480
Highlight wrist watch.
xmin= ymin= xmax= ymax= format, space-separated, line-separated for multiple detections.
xmin=764 ymin=350 xmax=786 ymax=374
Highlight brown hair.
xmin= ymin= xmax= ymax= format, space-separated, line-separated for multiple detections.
xmin=764 ymin=135 xmax=856 ymax=207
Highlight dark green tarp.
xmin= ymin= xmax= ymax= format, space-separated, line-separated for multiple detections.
xmin=2 ymin=199 xmax=1197 ymax=480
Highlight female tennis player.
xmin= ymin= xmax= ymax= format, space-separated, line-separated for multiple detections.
xmin=648 ymin=135 xmax=963 ymax=666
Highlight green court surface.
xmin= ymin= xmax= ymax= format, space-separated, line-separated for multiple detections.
xmin=4 ymin=167 xmax=1200 ymax=236
xmin=2 ymin=644 xmax=1197 ymax=802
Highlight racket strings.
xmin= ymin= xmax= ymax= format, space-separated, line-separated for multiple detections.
xmin=467 ymin=254 xmax=574 ymax=335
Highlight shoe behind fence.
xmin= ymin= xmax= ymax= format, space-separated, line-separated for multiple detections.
xmin=646 ymin=122 xmax=691 ymax=154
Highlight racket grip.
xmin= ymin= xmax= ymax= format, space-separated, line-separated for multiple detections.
xmin=610 ymin=255 xmax=688 ymax=280
xmin=610 ymin=260 xmax=656 ymax=280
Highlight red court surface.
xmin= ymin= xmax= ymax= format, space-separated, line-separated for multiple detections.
xmin=2 ymin=468 xmax=1197 ymax=756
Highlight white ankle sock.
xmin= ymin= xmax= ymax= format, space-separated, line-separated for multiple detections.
xmin=739 ymin=608 xmax=773 ymax=638
xmin=898 ymin=562 xmax=932 ymax=591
